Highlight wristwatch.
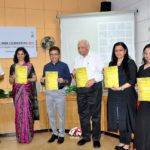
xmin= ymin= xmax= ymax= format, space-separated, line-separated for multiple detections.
xmin=120 ymin=86 xmax=125 ymax=91
xmin=64 ymin=79 xmax=67 ymax=84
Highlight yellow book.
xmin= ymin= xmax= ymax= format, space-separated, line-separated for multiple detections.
xmin=46 ymin=71 xmax=58 ymax=90
xmin=15 ymin=65 xmax=27 ymax=84
xmin=75 ymin=67 xmax=88 ymax=88
xmin=137 ymin=77 xmax=150 ymax=101
xmin=104 ymin=66 xmax=119 ymax=88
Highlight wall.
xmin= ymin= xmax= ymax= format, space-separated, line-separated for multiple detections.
xmin=0 ymin=0 xmax=104 ymax=91
xmin=109 ymin=0 xmax=150 ymax=67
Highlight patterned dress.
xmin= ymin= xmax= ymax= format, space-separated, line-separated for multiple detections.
xmin=10 ymin=62 xmax=37 ymax=143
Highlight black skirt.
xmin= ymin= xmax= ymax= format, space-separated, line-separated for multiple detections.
xmin=134 ymin=64 xmax=150 ymax=150
xmin=134 ymin=102 xmax=150 ymax=150
xmin=107 ymin=87 xmax=137 ymax=133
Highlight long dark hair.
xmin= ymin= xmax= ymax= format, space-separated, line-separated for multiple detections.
xmin=13 ymin=47 xmax=30 ymax=63
xmin=109 ymin=42 xmax=130 ymax=72
xmin=142 ymin=44 xmax=150 ymax=64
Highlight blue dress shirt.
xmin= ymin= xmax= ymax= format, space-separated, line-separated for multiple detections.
xmin=43 ymin=61 xmax=71 ymax=88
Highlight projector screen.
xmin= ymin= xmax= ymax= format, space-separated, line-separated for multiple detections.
xmin=58 ymin=11 xmax=135 ymax=71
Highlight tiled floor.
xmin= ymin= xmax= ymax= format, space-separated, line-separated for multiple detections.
xmin=0 ymin=132 xmax=133 ymax=150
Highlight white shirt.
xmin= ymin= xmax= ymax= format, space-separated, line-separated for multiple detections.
xmin=74 ymin=51 xmax=104 ymax=82
xmin=0 ymin=64 xmax=4 ymax=75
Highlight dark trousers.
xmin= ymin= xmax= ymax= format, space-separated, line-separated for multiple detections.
xmin=77 ymin=82 xmax=102 ymax=141
xmin=119 ymin=130 xmax=131 ymax=145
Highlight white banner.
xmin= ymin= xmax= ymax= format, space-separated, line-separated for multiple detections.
xmin=0 ymin=27 xmax=37 ymax=58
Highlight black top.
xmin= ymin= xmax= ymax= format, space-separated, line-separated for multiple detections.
xmin=137 ymin=64 xmax=150 ymax=78
xmin=107 ymin=59 xmax=137 ymax=132
xmin=109 ymin=59 xmax=137 ymax=87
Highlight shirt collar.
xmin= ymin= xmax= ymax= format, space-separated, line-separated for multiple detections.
xmin=50 ymin=60 xmax=60 ymax=66
xmin=79 ymin=51 xmax=91 ymax=59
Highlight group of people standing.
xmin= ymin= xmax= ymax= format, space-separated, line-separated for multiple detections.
xmin=0 ymin=40 xmax=150 ymax=150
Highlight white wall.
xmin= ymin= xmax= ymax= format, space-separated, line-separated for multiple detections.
xmin=109 ymin=0 xmax=150 ymax=67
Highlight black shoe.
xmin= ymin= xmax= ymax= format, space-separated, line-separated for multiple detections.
xmin=48 ymin=134 xmax=58 ymax=143
xmin=122 ymin=148 xmax=129 ymax=150
xmin=115 ymin=146 xmax=123 ymax=150
xmin=77 ymin=139 xmax=90 ymax=146
xmin=93 ymin=141 xmax=101 ymax=148
xmin=57 ymin=137 xmax=64 ymax=144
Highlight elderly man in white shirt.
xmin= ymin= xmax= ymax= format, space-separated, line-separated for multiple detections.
xmin=72 ymin=40 xmax=104 ymax=148
xmin=0 ymin=63 xmax=4 ymax=80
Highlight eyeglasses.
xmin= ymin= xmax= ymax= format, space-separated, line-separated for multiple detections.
xmin=50 ymin=54 xmax=59 ymax=56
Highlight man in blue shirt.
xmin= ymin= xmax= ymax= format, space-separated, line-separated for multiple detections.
xmin=41 ymin=46 xmax=71 ymax=144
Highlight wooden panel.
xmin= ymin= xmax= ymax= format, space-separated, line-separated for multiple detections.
xmin=34 ymin=93 xmax=49 ymax=130
xmin=0 ymin=93 xmax=108 ymax=134
xmin=5 ymin=8 xmax=26 ymax=26
xmin=78 ymin=0 xmax=101 ymax=13
xmin=0 ymin=8 xmax=5 ymax=26
xmin=65 ymin=95 xmax=80 ymax=129
xmin=25 ymin=0 xmax=44 ymax=9
xmin=44 ymin=10 xmax=59 ymax=29
xmin=101 ymin=96 xmax=107 ymax=131
xmin=44 ymin=0 xmax=61 ymax=11
xmin=5 ymin=0 xmax=25 ymax=8
xmin=0 ymin=98 xmax=15 ymax=134
xmin=26 ymin=9 xmax=44 ymax=28
xmin=61 ymin=0 xmax=78 ymax=11
xmin=0 ymin=0 xmax=4 ymax=8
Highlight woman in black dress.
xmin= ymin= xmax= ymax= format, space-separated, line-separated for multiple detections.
xmin=134 ymin=44 xmax=150 ymax=150
xmin=107 ymin=42 xmax=137 ymax=150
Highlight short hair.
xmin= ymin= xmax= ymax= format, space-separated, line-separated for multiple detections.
xmin=13 ymin=47 xmax=30 ymax=63
xmin=49 ymin=46 xmax=60 ymax=54
xmin=78 ymin=40 xmax=90 ymax=47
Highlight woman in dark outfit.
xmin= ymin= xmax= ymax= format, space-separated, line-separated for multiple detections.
xmin=134 ymin=44 xmax=150 ymax=150
xmin=107 ymin=42 xmax=137 ymax=150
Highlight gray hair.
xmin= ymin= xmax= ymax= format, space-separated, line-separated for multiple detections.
xmin=78 ymin=40 xmax=90 ymax=47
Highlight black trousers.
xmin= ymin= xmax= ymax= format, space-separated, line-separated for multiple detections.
xmin=119 ymin=130 xmax=131 ymax=145
xmin=77 ymin=82 xmax=102 ymax=141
